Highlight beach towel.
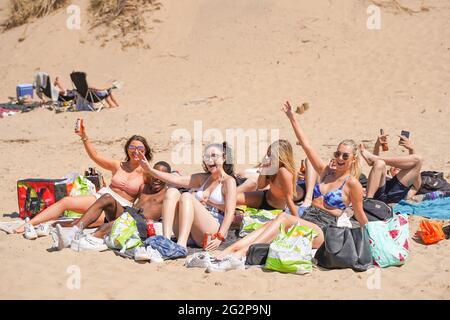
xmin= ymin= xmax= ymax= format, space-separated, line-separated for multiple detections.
xmin=239 ymin=208 xmax=283 ymax=237
xmin=365 ymin=214 xmax=410 ymax=268
xmin=393 ymin=197 xmax=450 ymax=220
xmin=264 ymin=223 xmax=317 ymax=274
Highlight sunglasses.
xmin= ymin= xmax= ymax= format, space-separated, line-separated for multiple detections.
xmin=203 ymin=153 xmax=223 ymax=162
xmin=128 ymin=145 xmax=145 ymax=151
xmin=333 ymin=151 xmax=351 ymax=161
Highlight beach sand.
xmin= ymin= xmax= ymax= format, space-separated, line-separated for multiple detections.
xmin=0 ymin=0 xmax=449 ymax=299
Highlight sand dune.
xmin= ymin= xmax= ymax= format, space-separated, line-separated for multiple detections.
xmin=0 ymin=0 xmax=449 ymax=299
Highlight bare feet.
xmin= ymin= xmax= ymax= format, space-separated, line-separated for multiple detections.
xmin=359 ymin=143 xmax=376 ymax=166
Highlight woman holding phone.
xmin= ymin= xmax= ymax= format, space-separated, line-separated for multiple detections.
xmin=14 ymin=120 xmax=151 ymax=241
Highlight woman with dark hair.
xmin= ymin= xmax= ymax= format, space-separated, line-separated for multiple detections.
xmin=138 ymin=142 xmax=237 ymax=251
xmin=15 ymin=122 xmax=152 ymax=240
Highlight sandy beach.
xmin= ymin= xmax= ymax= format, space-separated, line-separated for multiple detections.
xmin=0 ymin=0 xmax=449 ymax=299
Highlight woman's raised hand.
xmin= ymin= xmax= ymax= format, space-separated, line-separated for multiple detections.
xmin=74 ymin=119 xmax=85 ymax=138
xmin=137 ymin=150 xmax=152 ymax=173
xmin=281 ymin=101 xmax=295 ymax=118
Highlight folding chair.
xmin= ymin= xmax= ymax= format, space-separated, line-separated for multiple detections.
xmin=70 ymin=71 xmax=110 ymax=112
xmin=34 ymin=72 xmax=75 ymax=111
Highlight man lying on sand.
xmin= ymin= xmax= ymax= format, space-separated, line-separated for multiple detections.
xmin=360 ymin=131 xmax=422 ymax=204
xmin=52 ymin=161 xmax=171 ymax=252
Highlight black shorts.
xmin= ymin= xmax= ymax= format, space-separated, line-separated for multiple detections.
xmin=374 ymin=176 xmax=411 ymax=204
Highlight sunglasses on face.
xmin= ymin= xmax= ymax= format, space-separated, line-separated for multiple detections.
xmin=333 ymin=151 xmax=351 ymax=161
xmin=203 ymin=153 xmax=223 ymax=162
xmin=128 ymin=145 xmax=145 ymax=151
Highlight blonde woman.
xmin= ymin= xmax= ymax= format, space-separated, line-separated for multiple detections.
xmin=205 ymin=102 xmax=368 ymax=272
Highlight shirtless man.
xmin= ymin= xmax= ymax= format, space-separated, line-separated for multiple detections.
xmin=53 ymin=161 xmax=171 ymax=251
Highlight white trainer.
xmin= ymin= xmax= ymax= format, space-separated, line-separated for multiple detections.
xmin=185 ymin=251 xmax=213 ymax=268
xmin=206 ymin=255 xmax=246 ymax=273
xmin=134 ymin=246 xmax=150 ymax=261
xmin=147 ymin=246 xmax=163 ymax=263
xmin=71 ymin=235 xmax=108 ymax=252
xmin=24 ymin=223 xmax=37 ymax=240
xmin=35 ymin=224 xmax=50 ymax=237
xmin=55 ymin=225 xmax=80 ymax=250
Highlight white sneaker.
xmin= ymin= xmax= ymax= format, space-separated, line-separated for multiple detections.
xmin=134 ymin=246 xmax=150 ymax=261
xmin=24 ymin=223 xmax=37 ymax=240
xmin=35 ymin=224 xmax=50 ymax=237
xmin=71 ymin=235 xmax=108 ymax=252
xmin=206 ymin=255 xmax=246 ymax=273
xmin=147 ymin=246 xmax=163 ymax=263
xmin=134 ymin=246 xmax=164 ymax=263
xmin=55 ymin=225 xmax=80 ymax=250
xmin=185 ymin=251 xmax=213 ymax=268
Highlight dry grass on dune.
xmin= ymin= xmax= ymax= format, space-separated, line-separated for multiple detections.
xmin=89 ymin=0 xmax=163 ymax=49
xmin=1 ymin=0 xmax=67 ymax=31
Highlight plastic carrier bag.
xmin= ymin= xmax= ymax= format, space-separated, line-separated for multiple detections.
xmin=105 ymin=212 xmax=142 ymax=252
xmin=239 ymin=208 xmax=282 ymax=237
xmin=264 ymin=223 xmax=317 ymax=274
xmin=418 ymin=219 xmax=445 ymax=245
xmin=63 ymin=176 xmax=97 ymax=218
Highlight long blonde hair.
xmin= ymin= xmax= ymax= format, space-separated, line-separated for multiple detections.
xmin=338 ymin=139 xmax=361 ymax=179
xmin=269 ymin=139 xmax=297 ymax=197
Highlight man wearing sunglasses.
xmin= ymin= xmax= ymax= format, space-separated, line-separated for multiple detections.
xmin=360 ymin=132 xmax=423 ymax=204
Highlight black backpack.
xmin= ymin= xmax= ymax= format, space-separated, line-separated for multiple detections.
xmin=363 ymin=198 xmax=393 ymax=221
xmin=418 ymin=171 xmax=450 ymax=194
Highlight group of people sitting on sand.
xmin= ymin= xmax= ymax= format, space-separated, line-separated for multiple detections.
xmin=12 ymin=101 xmax=423 ymax=272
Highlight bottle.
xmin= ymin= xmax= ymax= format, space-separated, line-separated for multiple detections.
xmin=300 ymin=160 xmax=306 ymax=174
xmin=380 ymin=129 xmax=389 ymax=151
xmin=75 ymin=118 xmax=84 ymax=134
xmin=203 ymin=233 xmax=212 ymax=250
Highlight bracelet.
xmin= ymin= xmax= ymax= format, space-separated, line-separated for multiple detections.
xmin=213 ymin=232 xmax=225 ymax=242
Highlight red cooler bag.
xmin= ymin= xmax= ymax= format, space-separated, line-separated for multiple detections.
xmin=17 ymin=179 xmax=67 ymax=219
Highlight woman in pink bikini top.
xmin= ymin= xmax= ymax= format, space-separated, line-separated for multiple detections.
xmin=15 ymin=121 xmax=151 ymax=234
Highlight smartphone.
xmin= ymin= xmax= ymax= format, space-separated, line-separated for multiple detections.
xmin=400 ymin=130 xmax=410 ymax=139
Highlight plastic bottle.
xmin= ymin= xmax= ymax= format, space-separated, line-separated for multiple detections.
xmin=380 ymin=129 xmax=389 ymax=151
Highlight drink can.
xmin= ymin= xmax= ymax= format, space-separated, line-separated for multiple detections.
xmin=203 ymin=233 xmax=212 ymax=250
xmin=146 ymin=220 xmax=156 ymax=237
xmin=75 ymin=118 xmax=83 ymax=133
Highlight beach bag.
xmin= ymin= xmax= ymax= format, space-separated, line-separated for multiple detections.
xmin=418 ymin=171 xmax=450 ymax=194
xmin=418 ymin=219 xmax=445 ymax=245
xmin=239 ymin=208 xmax=283 ymax=237
xmin=315 ymin=226 xmax=372 ymax=272
xmin=245 ymin=243 xmax=270 ymax=266
xmin=17 ymin=179 xmax=67 ymax=219
xmin=365 ymin=214 xmax=410 ymax=267
xmin=84 ymin=167 xmax=105 ymax=192
xmin=264 ymin=223 xmax=317 ymax=274
xmin=105 ymin=212 xmax=142 ymax=252
xmin=363 ymin=198 xmax=393 ymax=221
xmin=64 ymin=176 xmax=97 ymax=218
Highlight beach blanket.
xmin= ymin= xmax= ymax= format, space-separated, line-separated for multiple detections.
xmin=393 ymin=197 xmax=450 ymax=219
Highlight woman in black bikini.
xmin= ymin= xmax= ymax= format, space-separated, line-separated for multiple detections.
xmin=235 ymin=139 xmax=315 ymax=216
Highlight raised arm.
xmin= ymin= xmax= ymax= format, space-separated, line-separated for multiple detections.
xmin=75 ymin=122 xmax=119 ymax=172
xmin=281 ymin=101 xmax=327 ymax=175
xmin=137 ymin=152 xmax=203 ymax=189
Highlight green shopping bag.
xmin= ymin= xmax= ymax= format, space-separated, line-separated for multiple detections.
xmin=105 ymin=212 xmax=142 ymax=252
xmin=239 ymin=208 xmax=283 ymax=237
xmin=264 ymin=223 xmax=317 ymax=274
xmin=64 ymin=176 xmax=96 ymax=218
